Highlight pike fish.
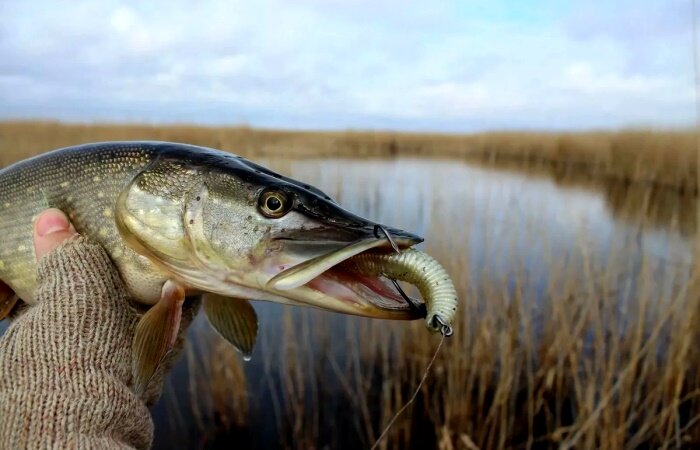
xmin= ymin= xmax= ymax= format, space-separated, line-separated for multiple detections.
xmin=0 ymin=141 xmax=442 ymax=393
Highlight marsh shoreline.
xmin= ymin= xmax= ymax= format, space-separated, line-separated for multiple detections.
xmin=1 ymin=121 xmax=697 ymax=193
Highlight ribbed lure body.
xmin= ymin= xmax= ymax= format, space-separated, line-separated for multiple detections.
xmin=347 ymin=249 xmax=458 ymax=333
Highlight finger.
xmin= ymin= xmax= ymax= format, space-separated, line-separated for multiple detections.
xmin=33 ymin=208 xmax=78 ymax=260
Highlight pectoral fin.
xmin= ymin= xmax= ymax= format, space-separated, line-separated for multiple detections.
xmin=203 ymin=294 xmax=258 ymax=358
xmin=0 ymin=281 xmax=18 ymax=320
xmin=132 ymin=280 xmax=185 ymax=395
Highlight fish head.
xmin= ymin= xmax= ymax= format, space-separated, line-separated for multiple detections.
xmin=116 ymin=144 xmax=423 ymax=320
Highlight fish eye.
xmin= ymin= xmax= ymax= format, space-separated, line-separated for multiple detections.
xmin=258 ymin=190 xmax=291 ymax=218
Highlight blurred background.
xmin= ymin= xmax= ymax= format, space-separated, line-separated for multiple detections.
xmin=1 ymin=1 xmax=700 ymax=449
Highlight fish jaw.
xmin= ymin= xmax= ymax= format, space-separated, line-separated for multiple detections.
xmin=268 ymin=261 xmax=423 ymax=320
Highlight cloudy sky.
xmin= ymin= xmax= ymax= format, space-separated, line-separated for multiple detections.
xmin=0 ymin=0 xmax=695 ymax=131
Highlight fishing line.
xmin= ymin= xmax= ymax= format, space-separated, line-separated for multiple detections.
xmin=369 ymin=332 xmax=446 ymax=450
xmin=369 ymin=224 xmax=453 ymax=448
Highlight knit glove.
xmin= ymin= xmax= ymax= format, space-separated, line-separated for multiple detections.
xmin=0 ymin=235 xmax=198 ymax=449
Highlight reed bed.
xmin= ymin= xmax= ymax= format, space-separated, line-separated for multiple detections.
xmin=0 ymin=121 xmax=697 ymax=191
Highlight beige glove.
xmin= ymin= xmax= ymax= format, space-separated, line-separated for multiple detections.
xmin=0 ymin=210 xmax=198 ymax=449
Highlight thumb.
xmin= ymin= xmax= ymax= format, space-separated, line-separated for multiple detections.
xmin=33 ymin=209 xmax=78 ymax=260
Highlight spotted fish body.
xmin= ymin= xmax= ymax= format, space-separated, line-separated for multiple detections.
xmin=0 ymin=141 xmax=426 ymax=311
xmin=0 ymin=141 xmax=368 ymax=307
xmin=0 ymin=143 xmax=159 ymax=304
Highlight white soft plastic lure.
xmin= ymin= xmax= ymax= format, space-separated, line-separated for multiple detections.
xmin=347 ymin=248 xmax=458 ymax=334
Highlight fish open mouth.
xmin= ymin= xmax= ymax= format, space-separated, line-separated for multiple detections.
xmin=308 ymin=259 xmax=418 ymax=310
xmin=267 ymin=236 xmax=423 ymax=320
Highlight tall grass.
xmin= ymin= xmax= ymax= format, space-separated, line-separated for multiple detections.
xmin=1 ymin=122 xmax=698 ymax=448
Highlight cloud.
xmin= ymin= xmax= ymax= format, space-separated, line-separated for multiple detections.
xmin=566 ymin=0 xmax=689 ymax=42
xmin=0 ymin=0 xmax=695 ymax=131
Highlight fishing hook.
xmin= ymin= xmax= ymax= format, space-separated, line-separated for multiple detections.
xmin=389 ymin=278 xmax=427 ymax=317
xmin=373 ymin=224 xmax=401 ymax=254
xmin=433 ymin=314 xmax=454 ymax=337
xmin=374 ymin=224 xmax=427 ymax=318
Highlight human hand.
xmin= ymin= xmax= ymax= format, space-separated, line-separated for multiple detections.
xmin=0 ymin=208 xmax=199 ymax=449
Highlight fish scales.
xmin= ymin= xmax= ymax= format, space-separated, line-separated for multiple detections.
xmin=0 ymin=140 xmax=430 ymax=330
xmin=0 ymin=142 xmax=187 ymax=304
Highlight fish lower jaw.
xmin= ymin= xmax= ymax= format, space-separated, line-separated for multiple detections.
xmin=295 ymin=267 xmax=420 ymax=319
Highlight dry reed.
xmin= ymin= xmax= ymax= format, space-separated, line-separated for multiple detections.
xmin=0 ymin=121 xmax=697 ymax=192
